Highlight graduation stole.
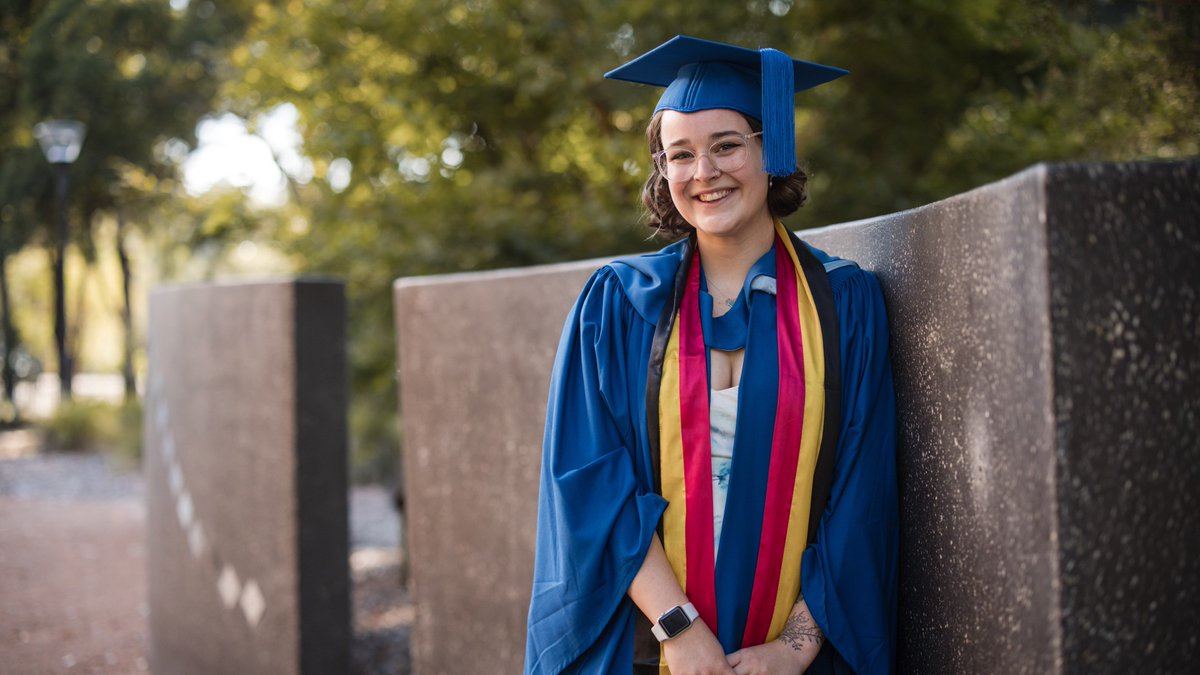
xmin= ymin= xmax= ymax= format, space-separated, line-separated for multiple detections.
xmin=648 ymin=221 xmax=841 ymax=657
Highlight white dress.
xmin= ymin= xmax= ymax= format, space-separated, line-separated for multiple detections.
xmin=709 ymin=384 xmax=739 ymax=554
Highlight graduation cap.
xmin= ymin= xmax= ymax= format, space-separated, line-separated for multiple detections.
xmin=604 ymin=35 xmax=847 ymax=177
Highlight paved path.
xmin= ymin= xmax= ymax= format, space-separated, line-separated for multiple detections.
xmin=0 ymin=453 xmax=409 ymax=674
xmin=0 ymin=495 xmax=147 ymax=674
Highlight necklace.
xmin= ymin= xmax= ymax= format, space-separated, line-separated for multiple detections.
xmin=705 ymin=274 xmax=739 ymax=309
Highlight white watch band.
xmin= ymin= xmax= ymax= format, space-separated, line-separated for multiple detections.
xmin=651 ymin=602 xmax=700 ymax=641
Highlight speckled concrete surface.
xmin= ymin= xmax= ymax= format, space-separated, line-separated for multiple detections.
xmin=805 ymin=161 xmax=1199 ymax=673
xmin=806 ymin=166 xmax=1062 ymax=674
xmin=394 ymin=161 xmax=1198 ymax=674
xmin=1044 ymin=162 xmax=1199 ymax=673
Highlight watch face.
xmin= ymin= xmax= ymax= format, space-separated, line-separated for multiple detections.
xmin=659 ymin=606 xmax=692 ymax=637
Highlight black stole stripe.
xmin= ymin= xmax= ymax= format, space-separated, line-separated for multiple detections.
xmin=636 ymin=234 xmax=695 ymax=669
xmin=645 ymin=234 xmax=696 ymax=503
xmin=785 ymin=230 xmax=842 ymax=546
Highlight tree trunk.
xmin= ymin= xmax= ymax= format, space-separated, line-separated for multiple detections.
xmin=116 ymin=207 xmax=136 ymax=399
xmin=0 ymin=250 xmax=18 ymax=423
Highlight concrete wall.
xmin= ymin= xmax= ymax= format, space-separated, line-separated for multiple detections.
xmin=393 ymin=161 xmax=1199 ymax=674
xmin=145 ymin=280 xmax=349 ymax=675
xmin=394 ymin=262 xmax=596 ymax=674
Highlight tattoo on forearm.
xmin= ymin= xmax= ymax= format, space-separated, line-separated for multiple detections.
xmin=779 ymin=599 xmax=825 ymax=653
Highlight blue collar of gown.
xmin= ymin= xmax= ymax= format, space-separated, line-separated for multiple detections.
xmin=699 ymin=246 xmax=777 ymax=351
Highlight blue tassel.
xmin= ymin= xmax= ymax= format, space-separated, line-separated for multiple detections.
xmin=759 ymin=48 xmax=796 ymax=177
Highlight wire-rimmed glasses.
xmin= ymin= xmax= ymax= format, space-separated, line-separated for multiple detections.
xmin=652 ymin=131 xmax=763 ymax=183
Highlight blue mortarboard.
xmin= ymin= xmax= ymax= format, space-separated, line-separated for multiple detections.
xmin=604 ymin=35 xmax=848 ymax=176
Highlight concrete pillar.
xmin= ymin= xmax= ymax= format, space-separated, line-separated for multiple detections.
xmin=145 ymin=280 xmax=349 ymax=675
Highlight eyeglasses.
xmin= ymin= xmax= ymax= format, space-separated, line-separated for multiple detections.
xmin=652 ymin=132 xmax=763 ymax=183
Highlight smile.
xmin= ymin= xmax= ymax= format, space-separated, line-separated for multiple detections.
xmin=696 ymin=189 xmax=732 ymax=203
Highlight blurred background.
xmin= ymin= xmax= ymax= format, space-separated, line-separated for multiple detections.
xmin=0 ymin=0 xmax=1196 ymax=483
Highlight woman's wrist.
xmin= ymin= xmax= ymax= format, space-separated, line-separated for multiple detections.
xmin=663 ymin=618 xmax=734 ymax=673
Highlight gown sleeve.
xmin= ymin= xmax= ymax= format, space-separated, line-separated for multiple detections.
xmin=525 ymin=267 xmax=669 ymax=674
xmin=800 ymin=268 xmax=899 ymax=674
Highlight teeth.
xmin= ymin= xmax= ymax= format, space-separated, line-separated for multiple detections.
xmin=698 ymin=190 xmax=730 ymax=203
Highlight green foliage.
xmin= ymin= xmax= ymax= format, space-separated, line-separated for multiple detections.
xmin=915 ymin=4 xmax=1198 ymax=204
xmin=2 ymin=0 xmax=253 ymax=232
xmin=8 ymin=0 xmax=1194 ymax=481
xmin=0 ymin=0 xmax=255 ymax=415
xmin=214 ymin=0 xmax=1197 ymax=482
xmin=139 ymin=185 xmax=293 ymax=282
xmin=39 ymin=396 xmax=141 ymax=460
xmin=113 ymin=397 xmax=143 ymax=467
xmin=40 ymin=399 xmax=120 ymax=452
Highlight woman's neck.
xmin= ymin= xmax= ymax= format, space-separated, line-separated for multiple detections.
xmin=694 ymin=218 xmax=776 ymax=292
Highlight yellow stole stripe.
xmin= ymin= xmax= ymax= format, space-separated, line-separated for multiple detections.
xmin=658 ymin=318 xmax=685 ymax=673
xmin=764 ymin=221 xmax=827 ymax=640
xmin=659 ymin=317 xmax=688 ymax=585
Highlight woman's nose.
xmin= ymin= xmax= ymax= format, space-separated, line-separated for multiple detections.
xmin=693 ymin=153 xmax=721 ymax=181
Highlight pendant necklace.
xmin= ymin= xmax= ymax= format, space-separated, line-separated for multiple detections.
xmin=705 ymin=274 xmax=738 ymax=309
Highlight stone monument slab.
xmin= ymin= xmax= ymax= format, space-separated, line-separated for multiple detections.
xmin=394 ymin=263 xmax=598 ymax=675
xmin=145 ymin=279 xmax=349 ymax=675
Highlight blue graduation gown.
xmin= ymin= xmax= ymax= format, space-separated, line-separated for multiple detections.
xmin=525 ymin=238 xmax=898 ymax=674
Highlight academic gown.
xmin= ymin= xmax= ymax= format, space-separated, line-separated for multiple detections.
xmin=525 ymin=236 xmax=898 ymax=674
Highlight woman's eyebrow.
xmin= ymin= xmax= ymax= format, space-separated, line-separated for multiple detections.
xmin=665 ymin=130 xmax=743 ymax=148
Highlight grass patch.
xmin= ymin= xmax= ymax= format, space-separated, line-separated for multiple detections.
xmin=40 ymin=400 xmax=124 ymax=453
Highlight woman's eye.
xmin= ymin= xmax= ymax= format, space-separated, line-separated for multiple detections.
xmin=713 ymin=142 xmax=742 ymax=155
xmin=668 ymin=151 xmax=695 ymax=163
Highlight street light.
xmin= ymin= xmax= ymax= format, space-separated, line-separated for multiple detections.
xmin=33 ymin=119 xmax=86 ymax=400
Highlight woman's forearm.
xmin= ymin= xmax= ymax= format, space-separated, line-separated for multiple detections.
xmin=627 ymin=533 xmax=689 ymax=621
xmin=628 ymin=534 xmax=735 ymax=674
xmin=777 ymin=594 xmax=825 ymax=667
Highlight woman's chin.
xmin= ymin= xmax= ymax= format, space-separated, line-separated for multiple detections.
xmin=688 ymin=213 xmax=772 ymax=242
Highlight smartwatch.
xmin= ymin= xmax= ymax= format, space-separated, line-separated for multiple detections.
xmin=651 ymin=602 xmax=699 ymax=641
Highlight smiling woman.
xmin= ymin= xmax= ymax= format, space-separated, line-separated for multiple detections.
xmin=525 ymin=36 xmax=899 ymax=675
xmin=644 ymin=112 xmax=809 ymax=242
xmin=658 ymin=110 xmax=773 ymax=246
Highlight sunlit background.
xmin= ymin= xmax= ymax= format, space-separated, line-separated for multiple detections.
xmin=1 ymin=0 xmax=1196 ymax=481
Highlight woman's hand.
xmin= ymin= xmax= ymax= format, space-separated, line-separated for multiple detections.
xmin=662 ymin=618 xmax=736 ymax=675
xmin=725 ymin=640 xmax=803 ymax=675
xmin=726 ymin=595 xmax=824 ymax=674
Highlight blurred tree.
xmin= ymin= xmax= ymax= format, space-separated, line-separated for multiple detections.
xmin=224 ymin=0 xmax=1194 ymax=481
xmin=1 ymin=3 xmax=41 ymax=420
xmin=220 ymin=0 xmax=1195 ymax=482
xmin=782 ymin=0 xmax=1197 ymax=221
xmin=0 ymin=147 xmax=41 ymax=422
xmin=0 ymin=0 xmax=251 ymax=404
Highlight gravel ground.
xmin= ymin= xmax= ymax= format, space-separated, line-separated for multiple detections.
xmin=0 ymin=453 xmax=144 ymax=501
xmin=349 ymin=486 xmax=412 ymax=675
xmin=0 ymin=451 xmax=411 ymax=674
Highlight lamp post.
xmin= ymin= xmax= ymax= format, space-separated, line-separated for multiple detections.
xmin=33 ymin=119 xmax=86 ymax=400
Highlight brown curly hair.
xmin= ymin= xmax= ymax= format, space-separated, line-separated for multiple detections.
xmin=640 ymin=110 xmax=809 ymax=239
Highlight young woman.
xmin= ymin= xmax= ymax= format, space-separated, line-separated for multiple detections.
xmin=526 ymin=36 xmax=898 ymax=675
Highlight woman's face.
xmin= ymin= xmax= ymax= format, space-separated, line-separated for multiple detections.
xmin=659 ymin=108 xmax=773 ymax=242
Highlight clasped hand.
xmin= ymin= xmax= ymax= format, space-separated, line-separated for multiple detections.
xmin=663 ymin=619 xmax=806 ymax=675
